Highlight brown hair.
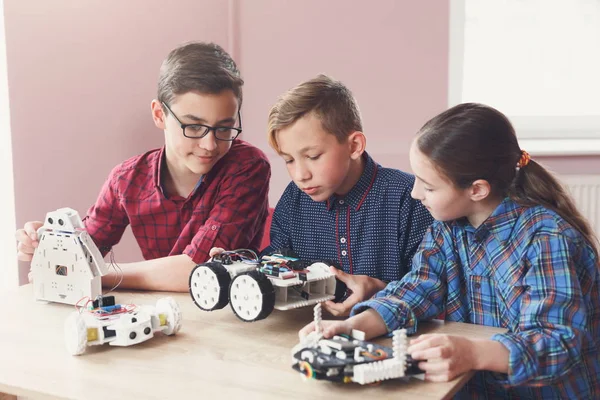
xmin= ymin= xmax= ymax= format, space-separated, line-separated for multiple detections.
xmin=417 ymin=102 xmax=598 ymax=255
xmin=157 ymin=42 xmax=243 ymax=111
xmin=267 ymin=74 xmax=362 ymax=151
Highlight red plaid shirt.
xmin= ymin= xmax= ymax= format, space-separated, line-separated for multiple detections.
xmin=83 ymin=139 xmax=270 ymax=264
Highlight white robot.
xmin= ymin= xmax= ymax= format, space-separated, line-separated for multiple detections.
xmin=291 ymin=304 xmax=423 ymax=384
xmin=189 ymin=250 xmax=346 ymax=322
xmin=64 ymin=297 xmax=182 ymax=356
xmin=30 ymin=207 xmax=109 ymax=305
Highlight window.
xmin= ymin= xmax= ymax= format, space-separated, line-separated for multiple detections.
xmin=449 ymin=0 xmax=600 ymax=155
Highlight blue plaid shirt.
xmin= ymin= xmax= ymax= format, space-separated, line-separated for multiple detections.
xmin=264 ymin=153 xmax=433 ymax=282
xmin=353 ymin=198 xmax=600 ymax=399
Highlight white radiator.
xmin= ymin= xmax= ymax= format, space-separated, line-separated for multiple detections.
xmin=563 ymin=175 xmax=600 ymax=236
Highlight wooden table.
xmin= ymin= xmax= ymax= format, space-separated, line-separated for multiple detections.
xmin=0 ymin=285 xmax=505 ymax=400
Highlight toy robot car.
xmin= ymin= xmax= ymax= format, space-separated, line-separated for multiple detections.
xmin=188 ymin=250 xmax=346 ymax=322
xmin=64 ymin=297 xmax=182 ymax=356
xmin=291 ymin=304 xmax=423 ymax=384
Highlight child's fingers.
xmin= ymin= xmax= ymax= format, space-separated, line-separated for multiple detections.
xmin=323 ymin=297 xmax=357 ymax=317
xmin=24 ymin=221 xmax=43 ymax=241
xmin=408 ymin=334 xmax=446 ymax=354
xmin=411 ymin=344 xmax=448 ymax=361
xmin=15 ymin=229 xmax=35 ymax=247
xmin=409 ymin=334 xmax=431 ymax=345
xmin=17 ymin=241 xmax=35 ymax=254
xmin=322 ymin=301 xmax=344 ymax=316
xmin=323 ymin=322 xmax=350 ymax=338
xmin=209 ymin=247 xmax=225 ymax=257
xmin=423 ymin=371 xmax=453 ymax=383
xmin=299 ymin=321 xmax=315 ymax=338
xmin=330 ymin=266 xmax=351 ymax=284
xmin=418 ymin=359 xmax=450 ymax=373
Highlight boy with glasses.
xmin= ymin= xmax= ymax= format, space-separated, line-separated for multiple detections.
xmin=15 ymin=42 xmax=271 ymax=292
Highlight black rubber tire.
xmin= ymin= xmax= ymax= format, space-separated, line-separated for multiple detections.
xmin=189 ymin=261 xmax=232 ymax=311
xmin=229 ymin=270 xmax=275 ymax=322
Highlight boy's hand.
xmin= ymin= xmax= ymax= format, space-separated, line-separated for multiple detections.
xmin=322 ymin=267 xmax=387 ymax=317
xmin=15 ymin=221 xmax=44 ymax=262
xmin=408 ymin=334 xmax=478 ymax=382
xmin=299 ymin=319 xmax=352 ymax=339
xmin=209 ymin=247 xmax=226 ymax=258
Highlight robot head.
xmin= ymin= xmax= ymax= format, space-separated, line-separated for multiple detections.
xmin=43 ymin=208 xmax=84 ymax=232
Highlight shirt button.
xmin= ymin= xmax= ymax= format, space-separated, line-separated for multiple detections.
xmin=211 ymin=225 xmax=217 ymax=231
xmin=339 ymin=200 xmax=345 ymax=205
xmin=341 ymin=250 xmax=347 ymax=256
xmin=473 ymin=282 xmax=481 ymax=289
xmin=340 ymin=237 xmax=346 ymax=243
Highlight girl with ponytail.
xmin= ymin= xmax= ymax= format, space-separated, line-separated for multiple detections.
xmin=299 ymin=103 xmax=600 ymax=399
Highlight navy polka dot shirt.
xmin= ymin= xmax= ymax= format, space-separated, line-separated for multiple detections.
xmin=264 ymin=153 xmax=434 ymax=282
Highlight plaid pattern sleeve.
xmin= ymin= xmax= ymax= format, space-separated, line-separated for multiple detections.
xmin=351 ymin=222 xmax=449 ymax=334
xmin=83 ymin=140 xmax=270 ymax=264
xmin=183 ymin=155 xmax=271 ymax=264
xmin=350 ymin=198 xmax=600 ymax=398
xmin=83 ymin=164 xmax=131 ymax=256
xmin=490 ymin=231 xmax=592 ymax=386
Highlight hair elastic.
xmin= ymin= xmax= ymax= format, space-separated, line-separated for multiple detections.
xmin=516 ymin=150 xmax=530 ymax=171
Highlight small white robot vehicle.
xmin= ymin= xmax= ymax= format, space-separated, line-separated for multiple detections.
xmin=64 ymin=296 xmax=182 ymax=356
xmin=291 ymin=304 xmax=424 ymax=384
xmin=30 ymin=207 xmax=109 ymax=305
xmin=189 ymin=250 xmax=346 ymax=322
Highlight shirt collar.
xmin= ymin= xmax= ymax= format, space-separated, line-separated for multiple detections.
xmin=154 ymin=146 xmax=203 ymax=197
xmin=154 ymin=147 xmax=166 ymax=191
xmin=325 ymin=152 xmax=378 ymax=211
xmin=460 ymin=197 xmax=522 ymax=243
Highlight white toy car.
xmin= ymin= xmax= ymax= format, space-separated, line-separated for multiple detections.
xmin=189 ymin=250 xmax=346 ymax=322
xmin=64 ymin=297 xmax=182 ymax=355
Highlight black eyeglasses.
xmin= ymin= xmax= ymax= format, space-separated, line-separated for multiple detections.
xmin=161 ymin=102 xmax=242 ymax=141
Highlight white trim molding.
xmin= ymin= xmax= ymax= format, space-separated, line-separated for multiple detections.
xmin=0 ymin=0 xmax=19 ymax=291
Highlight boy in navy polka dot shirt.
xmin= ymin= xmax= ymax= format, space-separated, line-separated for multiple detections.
xmin=214 ymin=74 xmax=433 ymax=315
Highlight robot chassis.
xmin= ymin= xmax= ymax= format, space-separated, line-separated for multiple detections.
xmin=189 ymin=250 xmax=346 ymax=322
xmin=64 ymin=296 xmax=182 ymax=356
xmin=291 ymin=304 xmax=424 ymax=384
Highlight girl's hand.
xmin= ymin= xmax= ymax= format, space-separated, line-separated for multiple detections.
xmin=299 ymin=319 xmax=352 ymax=339
xmin=408 ymin=334 xmax=480 ymax=382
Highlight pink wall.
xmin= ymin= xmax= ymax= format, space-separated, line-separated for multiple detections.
xmin=238 ymin=0 xmax=450 ymax=203
xmin=5 ymin=0 xmax=230 ymax=282
xmin=6 ymin=1 xmax=597 ymax=283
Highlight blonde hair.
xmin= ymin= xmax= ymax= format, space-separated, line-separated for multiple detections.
xmin=267 ymin=74 xmax=362 ymax=152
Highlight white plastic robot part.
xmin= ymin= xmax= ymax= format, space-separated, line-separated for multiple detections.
xmin=156 ymin=297 xmax=183 ymax=335
xmin=352 ymin=358 xmax=406 ymax=385
xmin=314 ymin=303 xmax=323 ymax=334
xmin=64 ymin=313 xmax=88 ymax=356
xmin=64 ymin=297 xmax=183 ymax=356
xmin=392 ymin=329 xmax=408 ymax=365
xmin=352 ymin=329 xmax=409 ymax=385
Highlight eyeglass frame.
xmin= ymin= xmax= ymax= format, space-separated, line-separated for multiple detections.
xmin=161 ymin=101 xmax=243 ymax=141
